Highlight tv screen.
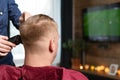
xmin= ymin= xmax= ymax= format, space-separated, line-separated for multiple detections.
xmin=82 ymin=3 xmax=120 ymax=42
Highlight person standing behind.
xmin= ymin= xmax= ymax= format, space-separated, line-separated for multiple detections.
xmin=0 ymin=0 xmax=30 ymax=66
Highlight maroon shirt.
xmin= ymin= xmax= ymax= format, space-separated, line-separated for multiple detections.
xmin=0 ymin=65 xmax=88 ymax=80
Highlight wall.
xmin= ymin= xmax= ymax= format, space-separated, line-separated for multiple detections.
xmin=73 ymin=0 xmax=120 ymax=67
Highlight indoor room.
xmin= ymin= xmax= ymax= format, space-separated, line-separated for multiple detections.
xmin=1 ymin=0 xmax=120 ymax=80
xmin=61 ymin=0 xmax=120 ymax=80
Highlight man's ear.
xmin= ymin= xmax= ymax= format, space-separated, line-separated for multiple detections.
xmin=49 ymin=39 xmax=55 ymax=52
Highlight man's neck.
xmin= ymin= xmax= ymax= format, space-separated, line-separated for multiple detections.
xmin=24 ymin=51 xmax=52 ymax=67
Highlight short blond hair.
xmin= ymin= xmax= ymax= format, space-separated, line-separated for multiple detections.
xmin=19 ymin=14 xmax=58 ymax=46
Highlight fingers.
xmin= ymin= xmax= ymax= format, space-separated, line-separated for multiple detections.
xmin=0 ymin=52 xmax=8 ymax=56
xmin=0 ymin=35 xmax=8 ymax=40
xmin=19 ymin=11 xmax=31 ymax=23
xmin=19 ymin=14 xmax=24 ymax=23
xmin=0 ymin=36 xmax=16 ymax=47
xmin=0 ymin=35 xmax=16 ymax=56
xmin=23 ymin=11 xmax=31 ymax=21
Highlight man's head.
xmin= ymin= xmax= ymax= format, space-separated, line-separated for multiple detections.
xmin=19 ymin=14 xmax=59 ymax=65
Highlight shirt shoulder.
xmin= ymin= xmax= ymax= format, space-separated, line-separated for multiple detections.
xmin=61 ymin=68 xmax=88 ymax=80
xmin=0 ymin=65 xmax=21 ymax=80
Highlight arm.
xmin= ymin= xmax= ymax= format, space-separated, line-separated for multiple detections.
xmin=1 ymin=0 xmax=31 ymax=55
xmin=8 ymin=0 xmax=21 ymax=29
xmin=8 ymin=0 xmax=31 ymax=29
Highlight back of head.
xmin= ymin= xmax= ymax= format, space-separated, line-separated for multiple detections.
xmin=19 ymin=14 xmax=59 ymax=65
xmin=19 ymin=14 xmax=58 ymax=46
xmin=20 ymin=14 xmax=59 ymax=64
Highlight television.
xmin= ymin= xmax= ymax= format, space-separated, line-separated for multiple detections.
xmin=82 ymin=3 xmax=120 ymax=42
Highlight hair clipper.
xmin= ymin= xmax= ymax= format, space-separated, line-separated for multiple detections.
xmin=8 ymin=35 xmax=22 ymax=45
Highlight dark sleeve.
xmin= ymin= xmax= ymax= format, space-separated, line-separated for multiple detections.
xmin=8 ymin=0 xmax=21 ymax=29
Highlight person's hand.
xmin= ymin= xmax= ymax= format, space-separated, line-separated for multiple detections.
xmin=19 ymin=12 xmax=31 ymax=24
xmin=0 ymin=35 xmax=16 ymax=56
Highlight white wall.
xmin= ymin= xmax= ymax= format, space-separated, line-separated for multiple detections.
xmin=10 ymin=0 xmax=61 ymax=66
